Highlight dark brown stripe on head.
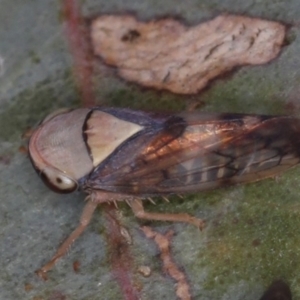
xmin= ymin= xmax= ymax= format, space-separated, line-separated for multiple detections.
xmin=82 ymin=109 xmax=94 ymax=159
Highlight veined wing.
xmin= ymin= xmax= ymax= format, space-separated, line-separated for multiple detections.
xmin=87 ymin=112 xmax=300 ymax=194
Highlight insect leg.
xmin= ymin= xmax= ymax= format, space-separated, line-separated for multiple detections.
xmin=36 ymin=199 xmax=98 ymax=280
xmin=130 ymin=199 xmax=205 ymax=229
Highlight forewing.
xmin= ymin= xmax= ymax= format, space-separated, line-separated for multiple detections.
xmin=88 ymin=113 xmax=300 ymax=195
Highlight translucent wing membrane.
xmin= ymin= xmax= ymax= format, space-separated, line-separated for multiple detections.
xmin=86 ymin=113 xmax=300 ymax=195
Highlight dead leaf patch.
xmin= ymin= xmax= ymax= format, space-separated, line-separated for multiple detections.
xmin=91 ymin=14 xmax=286 ymax=94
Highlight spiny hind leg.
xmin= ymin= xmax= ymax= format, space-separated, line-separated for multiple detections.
xmin=129 ymin=199 xmax=205 ymax=230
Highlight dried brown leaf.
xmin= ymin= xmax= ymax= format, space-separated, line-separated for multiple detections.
xmin=91 ymin=14 xmax=286 ymax=94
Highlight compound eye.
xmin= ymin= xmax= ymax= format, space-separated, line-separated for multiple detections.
xmin=40 ymin=167 xmax=78 ymax=194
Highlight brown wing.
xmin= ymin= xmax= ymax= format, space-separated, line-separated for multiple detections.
xmin=87 ymin=112 xmax=300 ymax=195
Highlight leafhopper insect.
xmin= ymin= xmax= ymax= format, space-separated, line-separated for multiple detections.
xmin=29 ymin=107 xmax=300 ymax=277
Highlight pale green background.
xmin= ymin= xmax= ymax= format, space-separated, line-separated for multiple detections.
xmin=1 ymin=0 xmax=300 ymax=299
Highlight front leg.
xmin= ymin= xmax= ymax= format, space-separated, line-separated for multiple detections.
xmin=36 ymin=199 xmax=98 ymax=280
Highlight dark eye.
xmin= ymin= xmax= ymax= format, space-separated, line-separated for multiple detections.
xmin=40 ymin=167 xmax=77 ymax=194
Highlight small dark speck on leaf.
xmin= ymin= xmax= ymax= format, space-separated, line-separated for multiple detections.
xmin=73 ymin=260 xmax=80 ymax=273
xmin=0 ymin=155 xmax=11 ymax=165
xmin=246 ymin=218 xmax=255 ymax=225
xmin=252 ymin=238 xmax=261 ymax=247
